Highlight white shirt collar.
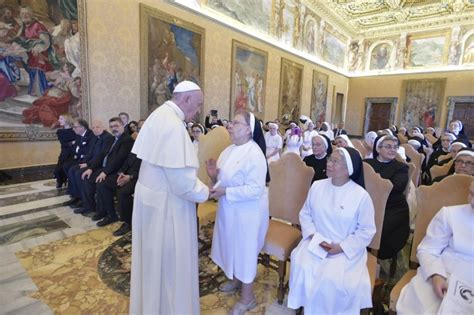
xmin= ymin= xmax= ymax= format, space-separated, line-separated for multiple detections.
xmin=81 ymin=130 xmax=87 ymax=137
xmin=166 ymin=100 xmax=185 ymax=121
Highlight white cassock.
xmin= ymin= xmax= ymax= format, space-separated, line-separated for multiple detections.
xmin=301 ymin=130 xmax=318 ymax=158
xmin=211 ymin=140 xmax=269 ymax=284
xmin=288 ymin=178 xmax=376 ymax=314
xmin=264 ymin=132 xmax=283 ymax=163
xmin=130 ymin=101 xmax=209 ymax=315
xmin=284 ymin=135 xmax=303 ymax=156
xmin=397 ymin=204 xmax=474 ymax=315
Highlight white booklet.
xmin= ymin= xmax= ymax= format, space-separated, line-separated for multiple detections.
xmin=438 ymin=273 xmax=474 ymax=315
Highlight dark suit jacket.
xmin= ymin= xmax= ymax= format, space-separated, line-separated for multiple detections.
xmin=83 ymin=131 xmax=114 ymax=164
xmin=333 ymin=128 xmax=347 ymax=137
xmin=89 ymin=133 xmax=134 ymax=175
xmin=74 ymin=129 xmax=95 ymax=162
xmin=119 ymin=153 xmax=142 ymax=180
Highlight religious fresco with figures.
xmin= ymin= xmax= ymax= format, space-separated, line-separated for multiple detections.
xmin=193 ymin=0 xmax=474 ymax=73
xmin=140 ymin=4 xmax=204 ymax=116
xmin=230 ymin=40 xmax=267 ymax=119
xmin=0 ymin=0 xmax=85 ymax=142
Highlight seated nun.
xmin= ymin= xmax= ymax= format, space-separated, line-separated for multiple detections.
xmin=425 ymin=132 xmax=456 ymax=170
xmin=264 ymin=122 xmax=283 ymax=163
xmin=301 ymin=118 xmax=318 ymax=159
xmin=437 ymin=140 xmax=468 ymax=167
xmin=191 ymin=123 xmax=205 ymax=152
xmin=432 ymin=149 xmax=474 ymax=184
xmin=206 ymin=111 xmax=269 ymax=315
xmin=334 ymin=134 xmax=355 ymax=148
xmin=288 ymin=147 xmax=376 ymax=314
xmin=284 ymin=126 xmax=303 ymax=156
xmin=365 ymin=135 xmax=410 ymax=262
xmin=303 ymin=134 xmax=332 ymax=183
xmin=364 ymin=131 xmax=378 ymax=159
xmin=396 ymin=181 xmax=474 ymax=315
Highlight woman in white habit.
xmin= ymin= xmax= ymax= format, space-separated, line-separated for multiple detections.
xmin=396 ymin=181 xmax=474 ymax=315
xmin=206 ymin=110 xmax=269 ymax=315
xmin=301 ymin=120 xmax=319 ymax=159
xmin=288 ymin=146 xmax=376 ymax=314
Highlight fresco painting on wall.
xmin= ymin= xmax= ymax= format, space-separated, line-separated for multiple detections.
xmin=278 ymin=58 xmax=303 ymax=125
xmin=230 ymin=41 xmax=267 ymax=118
xmin=370 ymin=43 xmax=392 ymax=70
xmin=205 ymin=0 xmax=271 ymax=34
xmin=407 ymin=34 xmax=448 ymax=67
xmin=303 ymin=17 xmax=317 ymax=54
xmin=322 ymin=31 xmax=346 ymax=68
xmin=0 ymin=0 xmax=83 ymax=142
xmin=140 ymin=5 xmax=204 ymax=116
xmin=400 ymin=79 xmax=446 ymax=129
xmin=310 ymin=70 xmax=328 ymax=123
xmin=462 ymin=33 xmax=474 ymax=64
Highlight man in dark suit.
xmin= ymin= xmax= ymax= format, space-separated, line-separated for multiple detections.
xmin=66 ymin=120 xmax=114 ymax=209
xmin=79 ymin=117 xmax=134 ymax=225
xmin=96 ymin=152 xmax=141 ymax=233
xmin=333 ymin=122 xmax=347 ymax=137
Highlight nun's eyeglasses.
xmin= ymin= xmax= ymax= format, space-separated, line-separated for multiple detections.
xmin=380 ymin=144 xmax=399 ymax=150
xmin=455 ymin=159 xmax=473 ymax=167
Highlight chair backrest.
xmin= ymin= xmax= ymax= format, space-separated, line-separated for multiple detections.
xmin=401 ymin=144 xmax=425 ymax=186
xmin=430 ymin=159 xmax=454 ymax=180
xmin=423 ymin=147 xmax=433 ymax=167
xmin=438 ymin=154 xmax=452 ymax=163
xmin=410 ymin=174 xmax=473 ymax=265
xmin=268 ymin=153 xmax=314 ymax=224
xmin=352 ymin=139 xmax=368 ymax=157
xmin=363 ymin=162 xmax=393 ymax=251
xmin=425 ymin=133 xmax=438 ymax=146
xmin=197 ymin=126 xmax=232 ymax=184
xmin=398 ymin=133 xmax=408 ymax=144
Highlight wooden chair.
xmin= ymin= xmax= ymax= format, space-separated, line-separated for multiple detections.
xmin=401 ymin=144 xmax=424 ymax=186
xmin=430 ymin=159 xmax=454 ymax=181
xmin=363 ymin=162 xmax=393 ymax=314
xmin=398 ymin=133 xmax=408 ymax=144
xmin=424 ymin=133 xmax=438 ymax=146
xmin=389 ymin=174 xmax=473 ymax=313
xmin=353 ymin=139 xmax=368 ymax=157
xmin=437 ymin=154 xmax=452 ymax=164
xmin=197 ymin=126 xmax=232 ymax=184
xmin=259 ymin=153 xmax=314 ymax=304
xmin=395 ymin=155 xmax=416 ymax=197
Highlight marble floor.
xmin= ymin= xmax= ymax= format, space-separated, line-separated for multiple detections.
xmin=0 ymin=179 xmax=295 ymax=314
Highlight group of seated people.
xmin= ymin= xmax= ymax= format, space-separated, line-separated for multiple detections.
xmin=54 ymin=112 xmax=144 ymax=236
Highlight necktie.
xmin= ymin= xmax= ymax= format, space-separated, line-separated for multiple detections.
xmin=102 ymin=137 xmax=118 ymax=167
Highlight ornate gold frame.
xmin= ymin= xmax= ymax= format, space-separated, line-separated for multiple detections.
xmin=0 ymin=0 xmax=90 ymax=142
xmin=139 ymin=4 xmax=205 ymax=118
xmin=230 ymin=40 xmax=268 ymax=120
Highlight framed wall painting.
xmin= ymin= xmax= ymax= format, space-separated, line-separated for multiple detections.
xmin=322 ymin=30 xmax=346 ymax=68
xmin=0 ymin=0 xmax=89 ymax=142
xmin=230 ymin=40 xmax=268 ymax=118
xmin=278 ymin=58 xmax=303 ymax=125
xmin=139 ymin=4 xmax=205 ymax=117
xmin=407 ymin=32 xmax=449 ymax=68
xmin=310 ymin=70 xmax=328 ymax=123
xmin=399 ymin=79 xmax=446 ymax=128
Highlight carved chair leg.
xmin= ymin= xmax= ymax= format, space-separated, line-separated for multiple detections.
xmin=277 ymin=260 xmax=287 ymax=305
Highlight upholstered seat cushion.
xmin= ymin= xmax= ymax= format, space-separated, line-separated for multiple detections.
xmin=261 ymin=220 xmax=302 ymax=261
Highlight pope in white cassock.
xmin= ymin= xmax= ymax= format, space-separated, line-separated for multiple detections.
xmin=206 ymin=111 xmax=269 ymax=315
xmin=396 ymin=180 xmax=474 ymax=315
xmin=129 ymin=81 xmax=209 ymax=314
xmin=288 ymin=147 xmax=376 ymax=314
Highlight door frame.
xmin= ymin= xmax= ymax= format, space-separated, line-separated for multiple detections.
xmin=446 ymin=96 xmax=474 ymax=129
xmin=363 ymin=97 xmax=398 ymax=135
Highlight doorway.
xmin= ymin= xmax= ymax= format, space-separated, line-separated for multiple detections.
xmin=447 ymin=96 xmax=474 ymax=140
xmin=363 ymin=97 xmax=397 ymax=134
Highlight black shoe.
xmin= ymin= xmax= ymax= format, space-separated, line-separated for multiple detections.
xmin=73 ymin=207 xmax=89 ymax=214
xmin=64 ymin=198 xmax=80 ymax=206
xmin=70 ymin=201 xmax=83 ymax=209
xmin=92 ymin=213 xmax=107 ymax=221
xmin=113 ymin=223 xmax=131 ymax=236
xmin=97 ymin=216 xmax=118 ymax=227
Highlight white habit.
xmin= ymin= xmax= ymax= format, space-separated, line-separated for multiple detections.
xmin=301 ymin=130 xmax=318 ymax=158
xmin=130 ymin=101 xmax=209 ymax=314
xmin=264 ymin=132 xmax=283 ymax=163
xmin=397 ymin=204 xmax=474 ymax=315
xmin=211 ymin=140 xmax=269 ymax=284
xmin=288 ymin=178 xmax=376 ymax=314
xmin=284 ymin=135 xmax=303 ymax=156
